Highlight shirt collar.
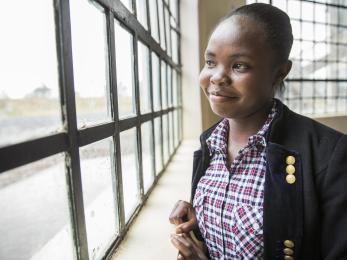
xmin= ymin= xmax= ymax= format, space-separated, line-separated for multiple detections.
xmin=206 ymin=100 xmax=278 ymax=155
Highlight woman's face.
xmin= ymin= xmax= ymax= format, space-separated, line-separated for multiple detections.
xmin=199 ymin=15 xmax=281 ymax=119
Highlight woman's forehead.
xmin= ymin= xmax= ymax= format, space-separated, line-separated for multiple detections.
xmin=207 ymin=16 xmax=268 ymax=54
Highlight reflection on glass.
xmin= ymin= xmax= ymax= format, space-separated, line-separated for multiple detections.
xmin=152 ymin=53 xmax=161 ymax=110
xmin=115 ymin=21 xmax=135 ymax=118
xmin=141 ymin=122 xmax=154 ymax=192
xmin=70 ymin=0 xmax=110 ymax=128
xmin=120 ymin=128 xmax=139 ymax=219
xmin=154 ymin=117 xmax=163 ymax=175
xmin=158 ymin=0 xmax=166 ymax=49
xmin=80 ymin=137 xmax=117 ymax=260
xmin=0 ymin=154 xmax=74 ymax=260
xmin=0 ymin=1 xmax=61 ymax=147
xmin=162 ymin=113 xmax=169 ymax=163
xmin=138 ymin=42 xmax=151 ymax=113
xmin=136 ymin=0 xmax=148 ymax=29
xmin=161 ymin=61 xmax=167 ymax=108
xmin=149 ymin=0 xmax=159 ymax=42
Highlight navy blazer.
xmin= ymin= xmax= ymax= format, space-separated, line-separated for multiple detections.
xmin=191 ymin=99 xmax=347 ymax=259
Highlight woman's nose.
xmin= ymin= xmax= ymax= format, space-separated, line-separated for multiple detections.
xmin=210 ymin=69 xmax=231 ymax=86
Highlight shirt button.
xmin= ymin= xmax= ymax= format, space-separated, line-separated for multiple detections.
xmin=286 ymin=174 xmax=296 ymax=184
xmin=283 ymin=248 xmax=294 ymax=255
xmin=286 ymin=155 xmax=295 ymax=165
xmin=286 ymin=165 xmax=295 ymax=175
xmin=283 ymin=240 xmax=295 ymax=248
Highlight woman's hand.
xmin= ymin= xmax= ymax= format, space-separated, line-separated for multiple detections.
xmin=169 ymin=200 xmax=198 ymax=234
xmin=170 ymin=233 xmax=208 ymax=260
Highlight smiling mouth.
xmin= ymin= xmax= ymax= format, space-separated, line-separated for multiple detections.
xmin=209 ymin=93 xmax=239 ymax=103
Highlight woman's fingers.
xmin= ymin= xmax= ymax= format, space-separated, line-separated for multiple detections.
xmin=169 ymin=200 xmax=191 ymax=225
xmin=170 ymin=233 xmax=208 ymax=260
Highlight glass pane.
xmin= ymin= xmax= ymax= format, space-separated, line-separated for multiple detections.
xmin=288 ymin=0 xmax=301 ymax=20
xmin=138 ymin=42 xmax=151 ymax=113
xmin=158 ymin=0 xmax=166 ymax=49
xmin=161 ymin=61 xmax=168 ymax=109
xmin=154 ymin=117 xmax=163 ymax=175
xmin=115 ymin=21 xmax=135 ymax=118
xmin=152 ymin=53 xmax=161 ymax=111
xmin=0 ymin=1 xmax=61 ymax=147
xmin=167 ymin=66 xmax=173 ymax=106
xmin=0 ymin=154 xmax=75 ymax=260
xmin=169 ymin=112 xmax=174 ymax=154
xmin=302 ymin=22 xmax=314 ymax=41
xmin=80 ymin=137 xmax=117 ymax=260
xmin=70 ymin=0 xmax=110 ymax=128
xmin=172 ymin=30 xmax=179 ymax=64
xmin=174 ymin=109 xmax=179 ymax=147
xmin=302 ymin=2 xmax=313 ymax=21
xmin=169 ymin=0 xmax=178 ymax=20
xmin=136 ymin=0 xmax=148 ymax=29
xmin=173 ymin=69 xmax=178 ymax=106
xmin=141 ymin=121 xmax=154 ymax=192
xmin=149 ymin=0 xmax=159 ymax=42
xmin=120 ymin=128 xmax=139 ymax=220
xmin=120 ymin=0 xmax=132 ymax=12
xmin=163 ymin=113 xmax=169 ymax=163
xmin=165 ymin=8 xmax=171 ymax=56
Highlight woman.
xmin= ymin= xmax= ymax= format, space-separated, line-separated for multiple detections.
xmin=169 ymin=3 xmax=347 ymax=260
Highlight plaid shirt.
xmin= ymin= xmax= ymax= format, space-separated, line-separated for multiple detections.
xmin=193 ymin=102 xmax=277 ymax=259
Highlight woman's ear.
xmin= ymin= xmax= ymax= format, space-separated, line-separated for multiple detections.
xmin=273 ymin=60 xmax=292 ymax=87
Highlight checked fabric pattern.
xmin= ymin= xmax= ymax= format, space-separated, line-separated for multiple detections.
xmin=193 ymin=102 xmax=277 ymax=259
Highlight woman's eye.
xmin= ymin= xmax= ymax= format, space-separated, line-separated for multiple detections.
xmin=205 ymin=60 xmax=215 ymax=67
xmin=233 ymin=63 xmax=248 ymax=71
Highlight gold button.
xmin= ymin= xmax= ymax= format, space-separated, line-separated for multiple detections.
xmin=286 ymin=174 xmax=296 ymax=184
xmin=283 ymin=240 xmax=295 ymax=248
xmin=284 ymin=256 xmax=294 ymax=260
xmin=286 ymin=155 xmax=295 ymax=165
xmin=286 ymin=165 xmax=295 ymax=175
xmin=283 ymin=248 xmax=294 ymax=255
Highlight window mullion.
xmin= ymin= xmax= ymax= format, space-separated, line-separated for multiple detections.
xmin=55 ymin=0 xmax=89 ymax=259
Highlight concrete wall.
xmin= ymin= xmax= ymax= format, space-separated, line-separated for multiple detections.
xmin=314 ymin=115 xmax=347 ymax=134
xmin=181 ymin=0 xmax=246 ymax=140
xmin=198 ymin=0 xmax=246 ymax=131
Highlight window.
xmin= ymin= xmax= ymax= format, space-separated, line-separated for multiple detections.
xmin=0 ymin=0 xmax=181 ymax=259
xmin=248 ymin=0 xmax=347 ymax=115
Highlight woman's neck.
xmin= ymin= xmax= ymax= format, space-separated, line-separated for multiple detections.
xmin=227 ymin=101 xmax=272 ymax=146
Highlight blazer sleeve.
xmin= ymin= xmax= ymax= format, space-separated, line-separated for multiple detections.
xmin=319 ymin=134 xmax=347 ymax=259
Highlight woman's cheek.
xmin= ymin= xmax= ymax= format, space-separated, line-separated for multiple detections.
xmin=199 ymin=69 xmax=210 ymax=93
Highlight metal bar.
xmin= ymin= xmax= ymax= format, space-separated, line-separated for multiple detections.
xmin=54 ymin=0 xmax=89 ymax=259
xmin=286 ymin=79 xmax=347 ymax=82
xmin=0 ymin=133 xmax=68 ymax=173
xmin=94 ymin=0 xmax=181 ymax=71
xmin=78 ymin=122 xmax=115 ymax=147
xmin=108 ymin=10 xmax=126 ymax=231
xmin=133 ymin=31 xmax=145 ymax=200
xmin=301 ymin=0 xmax=347 ymax=9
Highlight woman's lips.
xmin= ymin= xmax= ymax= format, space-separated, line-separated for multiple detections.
xmin=209 ymin=94 xmax=239 ymax=103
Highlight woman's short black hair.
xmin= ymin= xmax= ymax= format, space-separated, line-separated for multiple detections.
xmin=222 ymin=3 xmax=293 ymax=93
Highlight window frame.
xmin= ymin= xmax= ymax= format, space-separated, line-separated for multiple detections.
xmin=0 ymin=0 xmax=182 ymax=259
